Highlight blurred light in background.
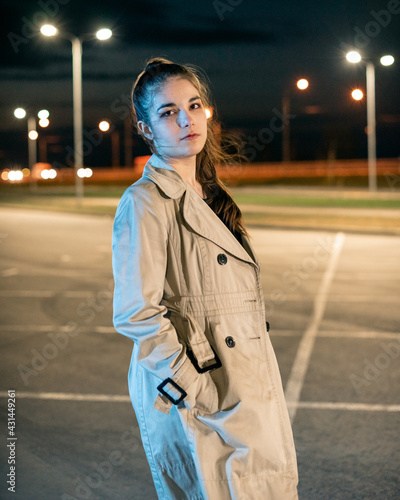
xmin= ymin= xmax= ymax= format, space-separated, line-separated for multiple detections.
xmin=39 ymin=118 xmax=50 ymax=127
xmin=304 ymin=105 xmax=322 ymax=114
xmin=1 ymin=170 xmax=10 ymax=181
xmin=346 ymin=51 xmax=362 ymax=63
xmin=297 ymin=79 xmax=309 ymax=90
xmin=28 ymin=130 xmax=38 ymax=140
xmin=41 ymin=169 xmax=57 ymax=179
xmin=380 ymin=55 xmax=395 ymax=66
xmin=40 ymin=24 xmax=58 ymax=36
xmin=205 ymin=107 xmax=213 ymax=119
xmin=22 ymin=168 xmax=30 ymax=177
xmin=7 ymin=170 xmax=24 ymax=182
xmin=14 ymin=108 xmax=26 ymax=119
xmin=99 ymin=120 xmax=110 ymax=132
xmin=96 ymin=28 xmax=112 ymax=40
xmin=38 ymin=110 xmax=50 ymax=119
xmin=77 ymin=168 xmax=93 ymax=178
xmin=352 ymin=89 xmax=363 ymax=100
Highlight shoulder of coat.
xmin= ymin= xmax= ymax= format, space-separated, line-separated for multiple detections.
xmin=114 ymin=179 xmax=169 ymax=227
xmin=121 ymin=177 xmax=176 ymax=215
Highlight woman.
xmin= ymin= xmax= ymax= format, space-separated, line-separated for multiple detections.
xmin=112 ymin=57 xmax=298 ymax=499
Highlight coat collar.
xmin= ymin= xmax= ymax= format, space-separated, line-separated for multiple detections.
xmin=143 ymin=154 xmax=259 ymax=268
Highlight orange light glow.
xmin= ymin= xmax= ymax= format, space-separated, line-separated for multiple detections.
xmin=352 ymin=89 xmax=363 ymax=101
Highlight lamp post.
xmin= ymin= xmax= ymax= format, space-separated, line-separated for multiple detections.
xmin=98 ymin=120 xmax=121 ymax=167
xmin=14 ymin=108 xmax=50 ymax=189
xmin=282 ymin=79 xmax=309 ymax=162
xmin=346 ymin=51 xmax=395 ymax=191
xmin=40 ymin=25 xmax=112 ymax=204
xmin=14 ymin=108 xmax=38 ymax=171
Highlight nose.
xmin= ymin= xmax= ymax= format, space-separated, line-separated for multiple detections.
xmin=177 ymin=109 xmax=194 ymax=128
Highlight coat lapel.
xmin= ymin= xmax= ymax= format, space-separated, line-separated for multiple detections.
xmin=143 ymin=155 xmax=259 ymax=268
xmin=182 ymin=188 xmax=259 ymax=267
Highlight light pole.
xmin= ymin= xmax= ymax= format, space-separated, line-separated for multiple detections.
xmin=40 ymin=25 xmax=112 ymax=204
xmin=98 ymin=120 xmax=121 ymax=167
xmin=282 ymin=79 xmax=309 ymax=162
xmin=14 ymin=108 xmax=50 ymax=189
xmin=14 ymin=108 xmax=38 ymax=171
xmin=346 ymin=51 xmax=395 ymax=191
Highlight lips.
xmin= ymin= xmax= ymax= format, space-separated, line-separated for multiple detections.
xmin=182 ymin=133 xmax=200 ymax=140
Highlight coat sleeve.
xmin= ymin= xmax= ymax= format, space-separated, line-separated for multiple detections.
xmin=112 ymin=186 xmax=218 ymax=412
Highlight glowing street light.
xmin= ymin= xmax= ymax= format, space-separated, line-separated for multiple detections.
xmin=99 ymin=120 xmax=111 ymax=132
xmin=296 ymin=79 xmax=309 ymax=90
xmin=351 ymin=89 xmax=363 ymax=101
xmin=346 ymin=51 xmax=362 ymax=63
xmin=38 ymin=109 xmax=50 ymax=120
xmin=40 ymin=24 xmax=112 ymax=204
xmin=96 ymin=28 xmax=112 ymax=40
xmin=14 ymin=108 xmax=26 ymax=119
xmin=346 ymin=50 xmax=395 ymax=191
xmin=380 ymin=55 xmax=394 ymax=67
xmin=28 ymin=130 xmax=38 ymax=140
xmin=40 ymin=24 xmax=57 ymax=37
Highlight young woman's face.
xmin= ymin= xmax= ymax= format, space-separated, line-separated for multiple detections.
xmin=139 ymin=77 xmax=208 ymax=160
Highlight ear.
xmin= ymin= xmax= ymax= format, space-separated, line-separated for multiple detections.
xmin=137 ymin=120 xmax=153 ymax=141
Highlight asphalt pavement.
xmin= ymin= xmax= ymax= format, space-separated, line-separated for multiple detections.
xmin=0 ymin=207 xmax=399 ymax=500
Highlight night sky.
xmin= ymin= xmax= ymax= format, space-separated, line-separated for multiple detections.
xmin=1 ymin=0 xmax=399 ymax=166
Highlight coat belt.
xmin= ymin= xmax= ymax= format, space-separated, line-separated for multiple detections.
xmin=153 ymin=299 xmax=219 ymax=414
xmin=160 ymin=298 xmax=217 ymax=370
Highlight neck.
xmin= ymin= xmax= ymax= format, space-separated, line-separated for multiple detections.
xmin=161 ymin=155 xmax=197 ymax=185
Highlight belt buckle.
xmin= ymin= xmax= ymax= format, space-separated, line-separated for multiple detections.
xmin=187 ymin=345 xmax=222 ymax=374
xmin=157 ymin=378 xmax=187 ymax=405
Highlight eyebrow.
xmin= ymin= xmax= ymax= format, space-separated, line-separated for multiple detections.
xmin=156 ymin=96 xmax=201 ymax=113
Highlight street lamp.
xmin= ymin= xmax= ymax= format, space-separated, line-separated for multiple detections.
xmin=40 ymin=24 xmax=112 ymax=204
xmin=98 ymin=120 xmax=122 ymax=167
xmin=351 ymin=89 xmax=364 ymax=101
xmin=13 ymin=108 xmax=50 ymax=189
xmin=346 ymin=50 xmax=395 ymax=191
xmin=282 ymin=78 xmax=309 ymax=162
xmin=38 ymin=109 xmax=50 ymax=128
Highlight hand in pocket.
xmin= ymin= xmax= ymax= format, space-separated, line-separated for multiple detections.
xmin=184 ymin=372 xmax=219 ymax=414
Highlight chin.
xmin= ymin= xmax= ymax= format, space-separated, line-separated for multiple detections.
xmin=177 ymin=144 xmax=205 ymax=158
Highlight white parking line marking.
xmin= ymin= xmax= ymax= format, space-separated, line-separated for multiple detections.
xmin=0 ymin=391 xmax=130 ymax=402
xmin=0 ymin=392 xmax=398 ymax=412
xmin=0 ymin=290 xmax=395 ymax=303
xmin=0 ymin=325 xmax=116 ymax=334
xmin=5 ymin=325 xmax=399 ymax=339
xmin=270 ymin=330 xmax=400 ymax=340
xmin=318 ymin=331 xmax=400 ymax=339
xmin=280 ymin=295 xmax=399 ymax=303
xmin=285 ymin=232 xmax=345 ymax=424
xmin=293 ymin=402 xmax=400 ymax=412
xmin=0 ymin=290 xmax=94 ymax=298
xmin=0 ymin=291 xmax=55 ymax=297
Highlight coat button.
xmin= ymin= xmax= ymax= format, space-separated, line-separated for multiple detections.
xmin=217 ymin=253 xmax=228 ymax=265
xmin=266 ymin=322 xmax=270 ymax=332
xmin=225 ymin=336 xmax=235 ymax=348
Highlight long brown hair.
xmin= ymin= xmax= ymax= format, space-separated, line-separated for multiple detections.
xmin=131 ymin=57 xmax=250 ymax=239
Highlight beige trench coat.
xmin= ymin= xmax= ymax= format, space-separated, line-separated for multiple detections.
xmin=112 ymin=153 xmax=298 ymax=499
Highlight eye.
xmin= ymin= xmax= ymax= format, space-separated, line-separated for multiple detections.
xmin=161 ymin=109 xmax=174 ymax=118
xmin=191 ymin=102 xmax=202 ymax=109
